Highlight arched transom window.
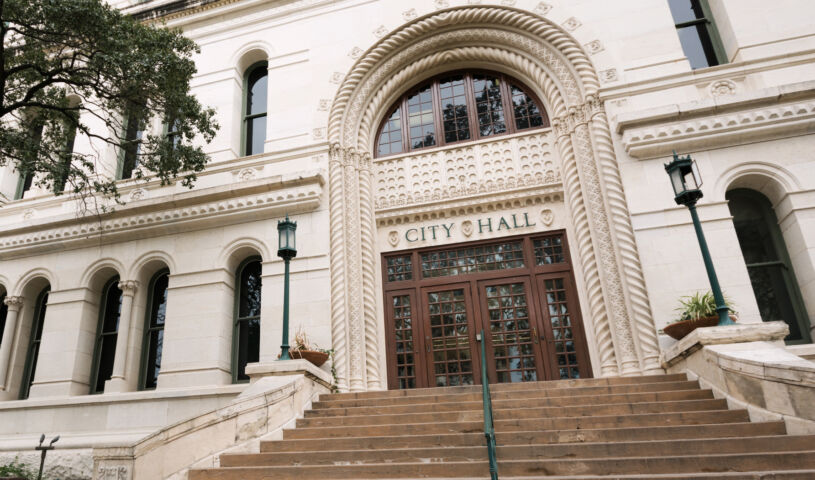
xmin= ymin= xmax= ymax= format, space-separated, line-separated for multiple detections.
xmin=376 ymin=70 xmax=549 ymax=157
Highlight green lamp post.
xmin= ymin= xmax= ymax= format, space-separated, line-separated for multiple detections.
xmin=665 ymin=152 xmax=734 ymax=326
xmin=277 ymin=214 xmax=297 ymax=360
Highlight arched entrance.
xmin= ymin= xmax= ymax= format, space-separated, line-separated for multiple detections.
xmin=327 ymin=6 xmax=662 ymax=392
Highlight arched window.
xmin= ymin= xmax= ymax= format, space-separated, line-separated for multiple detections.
xmin=55 ymin=107 xmax=79 ymax=194
xmin=20 ymin=287 xmax=49 ymax=400
xmin=375 ymin=70 xmax=549 ymax=157
xmin=727 ymin=189 xmax=811 ymax=343
xmin=140 ymin=270 xmax=169 ymax=390
xmin=243 ymin=63 xmax=268 ymax=156
xmin=90 ymin=278 xmax=122 ymax=393
xmin=14 ymin=114 xmax=44 ymax=200
xmin=233 ymin=257 xmax=262 ymax=383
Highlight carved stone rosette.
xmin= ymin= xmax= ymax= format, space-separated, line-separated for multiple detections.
xmin=326 ymin=6 xmax=663 ymax=387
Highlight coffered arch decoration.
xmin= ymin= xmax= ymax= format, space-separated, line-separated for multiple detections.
xmin=328 ymin=6 xmax=661 ymax=392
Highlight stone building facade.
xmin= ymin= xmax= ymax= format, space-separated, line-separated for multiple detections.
xmin=0 ymin=0 xmax=814 ymax=476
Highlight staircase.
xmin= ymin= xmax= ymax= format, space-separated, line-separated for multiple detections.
xmin=189 ymin=373 xmax=815 ymax=479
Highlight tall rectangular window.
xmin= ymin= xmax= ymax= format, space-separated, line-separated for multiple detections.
xmin=668 ymin=0 xmax=726 ymax=69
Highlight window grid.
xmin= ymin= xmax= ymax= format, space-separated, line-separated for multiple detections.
xmin=486 ymin=283 xmax=536 ymax=383
xmin=141 ymin=271 xmax=168 ymax=390
xmin=511 ymin=85 xmax=545 ymax=131
xmin=234 ymin=259 xmax=262 ymax=383
xmin=20 ymin=288 xmax=48 ymax=400
xmin=427 ymin=289 xmax=473 ymax=387
xmin=392 ymin=295 xmax=416 ymax=389
xmin=420 ymin=241 xmax=525 ymax=278
xmin=377 ymin=107 xmax=403 ymax=157
xmin=439 ymin=75 xmax=471 ymax=144
xmin=473 ymin=75 xmax=507 ymax=137
xmin=375 ymin=70 xmax=548 ymax=158
xmin=386 ymin=255 xmax=413 ymax=282
xmin=668 ymin=0 xmax=725 ymax=69
xmin=91 ymin=279 xmax=122 ymax=394
xmin=533 ymin=235 xmax=565 ymax=265
xmin=543 ymin=278 xmax=580 ymax=379
xmin=407 ymin=86 xmax=436 ymax=149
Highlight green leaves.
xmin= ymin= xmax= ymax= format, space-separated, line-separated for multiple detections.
xmin=674 ymin=291 xmax=737 ymax=323
xmin=1 ymin=0 xmax=218 ymax=201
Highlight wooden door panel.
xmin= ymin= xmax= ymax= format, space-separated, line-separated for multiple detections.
xmin=421 ymin=284 xmax=479 ymax=387
xmin=384 ymin=290 xmax=425 ymax=389
xmin=535 ymin=274 xmax=591 ymax=380
xmin=477 ymin=276 xmax=545 ymax=384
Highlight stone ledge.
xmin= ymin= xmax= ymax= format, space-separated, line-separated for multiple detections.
xmin=245 ymin=359 xmax=333 ymax=388
xmin=661 ymin=321 xmax=789 ymax=368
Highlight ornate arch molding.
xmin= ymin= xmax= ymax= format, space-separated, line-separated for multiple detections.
xmin=327 ymin=6 xmax=661 ymax=391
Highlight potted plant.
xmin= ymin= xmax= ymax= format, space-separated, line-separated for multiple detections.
xmin=287 ymin=328 xmax=331 ymax=367
xmin=663 ymin=291 xmax=738 ymax=340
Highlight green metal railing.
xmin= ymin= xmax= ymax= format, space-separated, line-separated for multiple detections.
xmin=477 ymin=329 xmax=498 ymax=480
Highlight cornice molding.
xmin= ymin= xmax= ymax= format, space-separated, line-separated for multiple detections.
xmin=0 ymin=171 xmax=324 ymax=259
xmin=616 ymin=81 xmax=815 ymax=159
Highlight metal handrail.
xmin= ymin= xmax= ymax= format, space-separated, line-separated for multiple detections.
xmin=477 ymin=329 xmax=498 ymax=480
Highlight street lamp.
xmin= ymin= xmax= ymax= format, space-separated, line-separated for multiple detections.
xmin=35 ymin=434 xmax=59 ymax=480
xmin=665 ymin=151 xmax=734 ymax=326
xmin=277 ymin=214 xmax=297 ymax=360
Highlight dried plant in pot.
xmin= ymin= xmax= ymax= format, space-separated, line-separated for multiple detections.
xmin=663 ymin=291 xmax=738 ymax=340
xmin=287 ymin=328 xmax=330 ymax=367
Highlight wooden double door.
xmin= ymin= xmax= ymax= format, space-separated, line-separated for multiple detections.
xmin=383 ymin=231 xmax=592 ymax=390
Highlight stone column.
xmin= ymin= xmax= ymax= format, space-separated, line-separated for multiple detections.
xmin=106 ymin=280 xmax=137 ymax=393
xmin=0 ymin=296 xmax=23 ymax=390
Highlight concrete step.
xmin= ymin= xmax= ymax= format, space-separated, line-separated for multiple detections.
xmin=190 ymin=452 xmax=815 ymax=479
xmin=262 ymin=422 xmax=787 ymax=453
xmin=315 ymin=381 xmax=702 ymax=409
xmin=297 ymin=399 xmax=728 ymax=427
xmin=222 ymin=435 xmax=815 ymax=467
xmin=306 ymin=389 xmax=714 ymax=417
xmin=284 ymin=410 xmax=750 ymax=439
xmin=317 ymin=374 xmax=688 ymax=402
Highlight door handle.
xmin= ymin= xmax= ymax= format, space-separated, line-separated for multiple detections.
xmin=533 ymin=327 xmax=539 ymax=344
xmin=426 ymin=336 xmax=431 ymax=353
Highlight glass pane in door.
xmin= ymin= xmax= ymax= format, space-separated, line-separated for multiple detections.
xmin=427 ymin=289 xmax=473 ymax=387
xmin=392 ymin=294 xmax=417 ymax=389
xmin=542 ymin=277 xmax=581 ymax=379
xmin=485 ymin=282 xmax=537 ymax=383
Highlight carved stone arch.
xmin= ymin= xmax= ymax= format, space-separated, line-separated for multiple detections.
xmin=327 ymin=6 xmax=661 ymax=391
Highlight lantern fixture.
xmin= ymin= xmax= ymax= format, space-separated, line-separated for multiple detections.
xmin=277 ymin=214 xmax=298 ymax=360
xmin=664 ymin=152 xmax=734 ymax=327
xmin=665 ymin=151 xmax=704 ymax=206
xmin=277 ymin=214 xmax=297 ymax=259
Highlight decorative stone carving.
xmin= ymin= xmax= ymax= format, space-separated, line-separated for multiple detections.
xmin=562 ymin=17 xmax=581 ymax=31
xmin=96 ymin=465 xmax=129 ymax=480
xmin=317 ymin=99 xmax=330 ymax=111
xmin=117 ymin=280 xmax=138 ymax=295
xmin=22 ymin=209 xmax=34 ymax=220
xmin=710 ymin=79 xmax=737 ymax=97
xmin=348 ymin=47 xmax=363 ymax=59
xmin=584 ymin=40 xmax=604 ymax=55
xmin=327 ymin=6 xmax=661 ymax=385
xmin=374 ymin=131 xmax=559 ymax=210
xmin=434 ymin=0 xmax=449 ymax=9
xmin=461 ymin=220 xmax=474 ymax=237
xmin=534 ymin=2 xmax=552 ymax=15
xmin=540 ymin=208 xmax=554 ymax=226
xmin=501 ymin=0 xmax=517 ymax=6
xmin=387 ymin=231 xmax=399 ymax=247
xmin=373 ymin=25 xmax=388 ymax=38
xmin=236 ymin=168 xmax=256 ymax=182
xmin=128 ymin=188 xmax=147 ymax=201
xmin=402 ymin=8 xmax=417 ymax=21
xmin=600 ymin=69 xmax=618 ymax=83
xmin=313 ymin=128 xmax=326 ymax=140
xmin=329 ymin=72 xmax=344 ymax=84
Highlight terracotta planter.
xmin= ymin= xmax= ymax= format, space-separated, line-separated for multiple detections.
xmin=663 ymin=315 xmax=738 ymax=340
xmin=289 ymin=349 xmax=329 ymax=367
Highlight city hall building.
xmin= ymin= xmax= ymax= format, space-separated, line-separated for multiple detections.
xmin=0 ymin=0 xmax=814 ymax=478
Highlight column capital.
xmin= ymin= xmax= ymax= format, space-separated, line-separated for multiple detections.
xmin=3 ymin=296 xmax=23 ymax=311
xmin=117 ymin=280 xmax=138 ymax=295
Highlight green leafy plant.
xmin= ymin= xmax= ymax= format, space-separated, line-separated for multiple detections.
xmin=672 ymin=291 xmax=736 ymax=324
xmin=0 ymin=458 xmax=38 ymax=479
